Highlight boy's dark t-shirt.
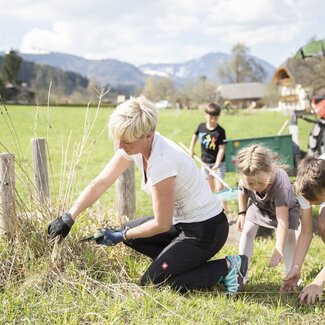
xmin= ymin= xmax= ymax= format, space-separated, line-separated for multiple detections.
xmin=194 ymin=123 xmax=226 ymax=164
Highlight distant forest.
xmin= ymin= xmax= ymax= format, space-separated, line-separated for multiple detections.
xmin=0 ymin=53 xmax=120 ymax=105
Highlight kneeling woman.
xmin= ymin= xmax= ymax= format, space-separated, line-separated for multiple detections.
xmin=48 ymin=96 xmax=247 ymax=294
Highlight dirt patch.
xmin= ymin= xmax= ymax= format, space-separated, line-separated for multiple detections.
xmin=226 ymin=215 xmax=241 ymax=245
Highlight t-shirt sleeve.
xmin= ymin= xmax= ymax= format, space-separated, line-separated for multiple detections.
xmin=118 ymin=148 xmax=134 ymax=161
xmin=272 ymin=173 xmax=294 ymax=207
xmin=194 ymin=123 xmax=201 ymax=136
xmin=297 ymin=195 xmax=311 ymax=209
xmin=217 ymin=128 xmax=226 ymax=145
xmin=320 ymin=201 xmax=325 ymax=213
xmin=148 ymin=159 xmax=178 ymax=186
xmin=238 ymin=179 xmax=248 ymax=195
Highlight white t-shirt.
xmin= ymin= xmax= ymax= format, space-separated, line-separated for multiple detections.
xmin=298 ymin=153 xmax=325 ymax=211
xmin=119 ymin=133 xmax=223 ymax=224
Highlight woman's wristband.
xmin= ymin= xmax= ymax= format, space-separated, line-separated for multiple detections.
xmin=123 ymin=227 xmax=130 ymax=241
xmin=238 ymin=211 xmax=246 ymax=215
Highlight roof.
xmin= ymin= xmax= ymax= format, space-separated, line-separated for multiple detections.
xmin=294 ymin=39 xmax=325 ymax=59
xmin=217 ymin=82 xmax=266 ymax=100
xmin=271 ymin=57 xmax=325 ymax=96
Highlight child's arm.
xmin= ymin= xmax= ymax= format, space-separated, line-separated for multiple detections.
xmin=189 ymin=134 xmax=198 ymax=157
xmin=299 ymin=267 xmax=325 ymax=304
xmin=212 ymin=144 xmax=225 ymax=171
xmin=281 ymin=207 xmax=313 ymax=292
xmin=270 ymin=206 xmax=289 ymax=267
xmin=236 ymin=188 xmax=248 ymax=231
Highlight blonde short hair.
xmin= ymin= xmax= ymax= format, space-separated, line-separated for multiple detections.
xmin=108 ymin=96 xmax=157 ymax=142
xmin=236 ymin=144 xmax=276 ymax=176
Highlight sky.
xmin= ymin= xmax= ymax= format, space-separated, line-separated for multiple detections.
xmin=0 ymin=0 xmax=324 ymax=67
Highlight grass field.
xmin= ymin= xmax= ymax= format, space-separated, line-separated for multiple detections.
xmin=0 ymin=103 xmax=324 ymax=324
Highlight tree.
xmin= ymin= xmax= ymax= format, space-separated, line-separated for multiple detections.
xmin=218 ymin=43 xmax=266 ymax=83
xmin=0 ymin=78 xmax=6 ymax=99
xmin=1 ymin=50 xmax=22 ymax=83
xmin=178 ymin=76 xmax=217 ymax=108
xmin=143 ymin=76 xmax=175 ymax=102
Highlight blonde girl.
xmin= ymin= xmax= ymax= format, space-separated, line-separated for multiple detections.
xmin=236 ymin=144 xmax=300 ymax=280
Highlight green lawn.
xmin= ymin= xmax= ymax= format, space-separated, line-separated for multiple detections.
xmin=0 ymin=104 xmax=324 ymax=324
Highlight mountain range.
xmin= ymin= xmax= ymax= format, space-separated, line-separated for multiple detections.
xmin=19 ymin=52 xmax=275 ymax=87
xmin=2 ymin=51 xmax=276 ymax=92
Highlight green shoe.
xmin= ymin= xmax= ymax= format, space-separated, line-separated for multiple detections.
xmin=222 ymin=255 xmax=248 ymax=295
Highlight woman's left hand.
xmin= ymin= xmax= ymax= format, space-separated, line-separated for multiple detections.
xmin=269 ymin=248 xmax=283 ymax=267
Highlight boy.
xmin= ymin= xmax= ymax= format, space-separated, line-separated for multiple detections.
xmin=281 ymin=155 xmax=325 ymax=304
xmin=189 ymin=103 xmax=227 ymax=211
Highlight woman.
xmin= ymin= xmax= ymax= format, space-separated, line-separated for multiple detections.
xmin=48 ymin=96 xmax=247 ymax=294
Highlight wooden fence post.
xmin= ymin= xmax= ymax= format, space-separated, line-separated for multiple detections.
xmin=31 ymin=138 xmax=50 ymax=202
xmin=115 ymin=162 xmax=136 ymax=219
xmin=0 ymin=153 xmax=15 ymax=235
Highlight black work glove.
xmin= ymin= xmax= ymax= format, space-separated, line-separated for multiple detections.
xmin=47 ymin=212 xmax=74 ymax=240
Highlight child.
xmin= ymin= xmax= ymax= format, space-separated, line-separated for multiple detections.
xmin=281 ymin=155 xmax=325 ymax=304
xmin=189 ymin=103 xmax=227 ymax=211
xmin=235 ymin=144 xmax=300 ymax=281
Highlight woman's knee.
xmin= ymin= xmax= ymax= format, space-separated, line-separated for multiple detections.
xmin=140 ymin=267 xmax=167 ymax=286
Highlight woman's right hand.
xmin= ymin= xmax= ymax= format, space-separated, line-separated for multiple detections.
xmin=47 ymin=212 xmax=74 ymax=240
xmin=236 ymin=214 xmax=245 ymax=231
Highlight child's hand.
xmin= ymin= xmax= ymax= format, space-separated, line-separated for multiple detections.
xmin=299 ymin=282 xmax=323 ymax=304
xmin=269 ymin=249 xmax=283 ymax=267
xmin=280 ymin=269 xmax=301 ymax=292
xmin=211 ymin=163 xmax=220 ymax=171
xmin=236 ymin=214 xmax=245 ymax=231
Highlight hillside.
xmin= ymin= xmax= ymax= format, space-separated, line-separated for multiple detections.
xmin=3 ymin=51 xmax=275 ymax=90
xmin=18 ymin=52 xmax=146 ymax=93
xmin=139 ymin=52 xmax=275 ymax=84
xmin=0 ymin=55 xmax=126 ymax=104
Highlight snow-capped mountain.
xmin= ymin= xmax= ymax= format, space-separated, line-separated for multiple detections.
xmin=2 ymin=51 xmax=275 ymax=91
xmin=139 ymin=52 xmax=275 ymax=84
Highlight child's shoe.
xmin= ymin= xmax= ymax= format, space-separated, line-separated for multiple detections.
xmin=222 ymin=255 xmax=248 ymax=295
xmin=243 ymin=274 xmax=249 ymax=286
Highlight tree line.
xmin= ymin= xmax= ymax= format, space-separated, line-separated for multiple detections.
xmin=0 ymin=50 xmax=92 ymax=104
xmin=0 ymin=44 xmax=268 ymax=106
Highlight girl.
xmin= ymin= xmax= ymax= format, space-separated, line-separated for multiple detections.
xmin=235 ymin=144 xmax=300 ymax=280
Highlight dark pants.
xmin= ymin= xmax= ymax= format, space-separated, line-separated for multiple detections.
xmin=123 ymin=211 xmax=229 ymax=291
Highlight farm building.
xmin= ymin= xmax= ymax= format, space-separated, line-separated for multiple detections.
xmin=217 ymin=82 xmax=266 ymax=108
xmin=271 ymin=40 xmax=325 ymax=113
xmin=4 ymin=82 xmax=35 ymax=104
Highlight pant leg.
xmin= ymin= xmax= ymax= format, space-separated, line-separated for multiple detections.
xmin=239 ymin=220 xmax=259 ymax=264
xmin=123 ymin=216 xmax=180 ymax=259
xmin=283 ymin=229 xmax=297 ymax=275
xmin=141 ymin=212 xmax=229 ymax=291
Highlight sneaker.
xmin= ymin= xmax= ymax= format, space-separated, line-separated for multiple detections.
xmin=222 ymin=255 xmax=248 ymax=295
xmin=243 ymin=274 xmax=249 ymax=286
